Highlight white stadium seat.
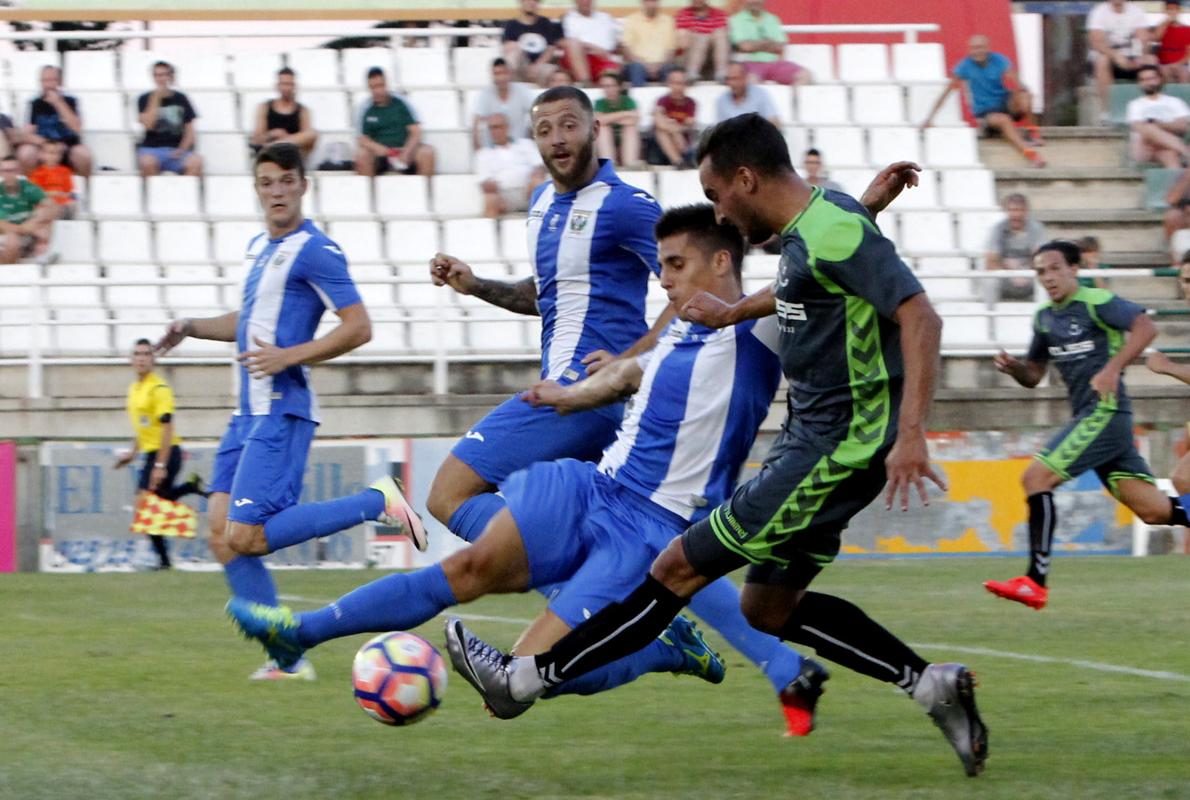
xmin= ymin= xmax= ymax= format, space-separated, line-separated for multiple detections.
xmin=106 ymin=265 xmax=162 ymax=307
xmin=810 ymin=127 xmax=866 ymax=167
xmin=784 ymin=126 xmax=810 ymax=163
xmin=657 ymin=170 xmax=704 ymax=208
xmin=796 ymin=85 xmax=849 ymax=126
xmin=0 ymin=308 xmax=37 ymax=355
xmin=632 ymin=86 xmax=669 ymax=131
xmin=899 ymin=211 xmax=957 ymax=255
xmin=421 ymin=130 xmax=472 ymax=174
xmin=53 ymin=219 xmax=96 ymax=263
xmin=826 ymin=168 xmax=873 ymax=199
xmin=431 ymin=174 xmax=484 ymax=217
xmin=867 ymin=126 xmax=921 ymax=167
xmin=303 ymin=90 xmax=351 ymax=131
xmin=317 ymin=174 xmax=374 ymax=218
xmin=956 ymin=210 xmax=1004 ymax=254
xmin=146 ymin=175 xmax=202 ymax=219
xmin=327 ymin=220 xmax=385 ymax=263
xmin=89 ymin=174 xmax=143 ymax=217
xmin=993 ymin=302 xmax=1037 ymax=348
xmin=341 ymin=48 xmax=395 ymax=88
xmin=617 ymin=170 xmax=656 ymax=196
xmin=407 ymin=89 xmax=462 ymax=129
xmin=119 ymin=50 xmax=159 ymax=92
xmin=88 ymin=132 xmax=136 ymax=173
xmin=395 ymin=47 xmax=451 ymax=88
xmin=163 ymin=264 xmax=221 ymax=308
xmin=686 ymin=84 xmax=722 ymax=128
xmin=785 ymin=44 xmax=834 ymax=82
xmin=213 ymin=220 xmax=264 ymax=263
xmin=155 ymin=221 xmax=211 ymax=264
xmin=937 ymin=302 xmax=993 ymax=348
xmin=75 ymin=91 xmax=128 ymax=132
xmin=53 ymin=307 xmax=111 ymax=355
xmin=375 ymin=175 xmax=431 ymax=217
xmin=170 ymin=52 xmax=229 ymax=90
xmin=230 ymin=52 xmax=284 ymax=91
xmin=204 ymin=175 xmax=259 ymax=219
xmin=892 ymin=43 xmax=947 ymax=82
xmin=0 ymin=263 xmax=37 ymax=306
xmin=7 ymin=51 xmax=60 ymax=92
xmin=442 ymin=217 xmax=498 ymax=262
xmin=64 ymin=51 xmax=118 ymax=91
xmin=908 ymin=83 xmax=963 ymax=126
xmin=113 ymin=307 xmax=169 ymax=348
xmin=385 ymin=220 xmax=440 ymax=263
xmin=237 ymin=90 xmax=271 ymax=132
xmin=888 ymin=169 xmax=939 ymax=210
xmin=499 ymin=217 xmax=530 ymax=261
xmin=941 ymin=168 xmax=997 ymax=209
xmin=285 ymin=49 xmax=342 ymax=89
xmin=190 ymin=90 xmax=239 ymax=132
xmin=924 ymin=127 xmax=980 ymax=167
xmin=196 ymin=133 xmax=250 ymax=174
xmin=45 ymin=263 xmax=101 ymax=307
xmin=453 ymin=47 xmax=501 ymax=88
xmin=764 ymin=84 xmax=794 ymax=126
xmin=915 ymin=256 xmax=975 ymax=301
xmin=837 ymin=43 xmax=890 ymax=82
xmin=850 ymin=84 xmax=905 ymax=125
xmin=98 ymin=220 xmax=153 ymax=263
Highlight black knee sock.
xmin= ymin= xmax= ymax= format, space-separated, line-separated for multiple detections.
xmin=1025 ymin=491 xmax=1055 ymax=587
xmin=1168 ymin=495 xmax=1190 ymax=527
xmin=148 ymin=534 xmax=171 ymax=568
xmin=778 ymin=591 xmax=928 ymax=694
xmin=534 ymin=574 xmax=688 ymax=690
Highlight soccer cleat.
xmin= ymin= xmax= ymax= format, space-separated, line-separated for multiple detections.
xmin=983 ymin=575 xmax=1048 ymax=610
xmin=371 ymin=475 xmax=428 ymax=552
xmin=184 ymin=471 xmax=209 ymax=498
xmin=226 ymin=597 xmax=304 ymax=670
xmin=249 ymin=657 xmax=317 ymax=681
xmin=444 ymin=617 xmax=534 ymax=720
xmin=658 ymin=615 xmax=725 ymax=684
xmin=914 ymin=663 xmax=988 ymax=777
xmin=778 ymin=657 xmax=830 ymax=737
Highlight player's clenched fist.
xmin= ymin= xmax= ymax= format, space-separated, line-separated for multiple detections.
xmin=430 ymin=252 xmax=478 ymax=295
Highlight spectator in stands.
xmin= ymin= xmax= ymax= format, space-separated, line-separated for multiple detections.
xmin=0 ymin=113 xmax=18 ymax=161
xmin=649 ymin=68 xmax=697 ymax=167
xmin=561 ymin=0 xmax=621 ymax=86
xmin=921 ymin=35 xmax=1044 ymax=168
xmin=1162 ymin=166 xmax=1190 ymax=260
xmin=728 ymin=0 xmax=808 ymax=86
xmin=1087 ymin=0 xmax=1153 ymax=118
xmin=983 ymin=193 xmax=1047 ymax=302
xmin=594 ymin=70 xmax=641 ymax=167
xmin=0 ymin=155 xmax=55 ymax=264
xmin=29 ymin=140 xmax=76 ymax=219
xmin=802 ymin=148 xmax=843 ymax=192
xmin=502 ymin=0 xmax=564 ymax=86
xmin=250 ymin=67 xmax=318 ymax=162
xmin=715 ymin=62 xmax=780 ymax=126
xmin=18 ymin=65 xmax=92 ymax=178
xmin=1155 ymin=0 xmax=1190 ymax=83
xmin=354 ymin=67 xmax=435 ymax=177
xmin=620 ymin=0 xmax=679 ymax=87
xmin=548 ymin=69 xmax=575 ymax=87
xmin=1127 ymin=64 xmax=1190 ymax=167
xmin=1077 ymin=235 xmax=1108 ymax=288
xmin=136 ymin=61 xmax=203 ymax=177
xmin=476 ymin=113 xmax=546 ymax=218
xmin=471 ymin=58 xmax=536 ymax=150
xmin=675 ymin=0 xmax=729 ymax=82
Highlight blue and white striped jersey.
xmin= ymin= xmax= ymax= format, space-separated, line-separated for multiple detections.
xmin=526 ymin=159 xmax=661 ymax=384
xmin=598 ymin=316 xmax=782 ymax=522
xmin=236 ymin=219 xmax=362 ymax=422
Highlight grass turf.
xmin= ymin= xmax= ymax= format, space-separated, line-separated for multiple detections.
xmin=2 ymin=556 xmax=1187 ymax=800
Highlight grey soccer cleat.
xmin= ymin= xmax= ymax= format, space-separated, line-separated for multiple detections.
xmin=444 ymin=617 xmax=535 ymax=720
xmin=914 ymin=663 xmax=988 ymax=777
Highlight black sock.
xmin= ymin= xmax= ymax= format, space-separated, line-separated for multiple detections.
xmin=779 ymin=591 xmax=928 ymax=694
xmin=534 ymin=574 xmax=688 ymax=689
xmin=1025 ymin=491 xmax=1055 ymax=587
xmin=148 ymin=535 xmax=171 ymax=568
xmin=1168 ymin=495 xmax=1190 ymax=527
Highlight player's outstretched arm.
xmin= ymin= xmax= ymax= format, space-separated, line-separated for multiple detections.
xmin=860 ymin=161 xmax=921 ymax=219
xmin=240 ymin=302 xmax=371 ymax=378
xmin=584 ymin=303 xmax=678 ymax=374
xmin=430 ymin=252 xmax=539 ymax=316
xmin=522 ymin=356 xmax=645 ymax=414
xmin=682 ymin=285 xmax=775 ymax=328
xmin=154 ymin=311 xmax=239 ymax=354
xmin=885 ymin=293 xmax=947 ymax=511
xmin=1146 ymin=351 xmax=1190 ymax=385
xmin=993 ymin=350 xmax=1045 ymax=388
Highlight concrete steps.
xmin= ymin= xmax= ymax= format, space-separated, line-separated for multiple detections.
xmin=978 ymin=126 xmax=1127 ymax=169
xmin=994 ymin=167 xmax=1144 ymax=210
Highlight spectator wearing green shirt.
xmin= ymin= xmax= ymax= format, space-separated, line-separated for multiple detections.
xmin=354 ymin=67 xmax=436 ymax=177
xmin=729 ymin=0 xmax=808 ymax=85
xmin=594 ymin=70 xmax=641 ymax=167
xmin=0 ymin=155 xmax=55 ymax=263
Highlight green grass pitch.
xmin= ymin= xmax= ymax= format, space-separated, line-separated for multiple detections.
xmin=2 ymin=556 xmax=1188 ymax=799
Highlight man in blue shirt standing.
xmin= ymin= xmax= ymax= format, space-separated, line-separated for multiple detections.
xmin=921 ymin=35 xmax=1044 ymax=168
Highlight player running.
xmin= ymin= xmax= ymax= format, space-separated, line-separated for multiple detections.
xmin=155 ymin=142 xmax=424 ymax=680
xmin=444 ymin=114 xmax=989 ymax=777
xmin=229 ymin=204 xmax=831 ymax=734
xmin=985 ymin=240 xmax=1190 ymax=609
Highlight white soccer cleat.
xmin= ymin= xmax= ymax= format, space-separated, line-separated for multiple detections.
xmin=249 ymin=657 xmax=317 ymax=681
xmin=371 ymin=475 xmax=428 ymax=552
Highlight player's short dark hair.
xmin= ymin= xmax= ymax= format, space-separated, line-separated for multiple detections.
xmin=277 ymin=66 xmax=295 ymax=78
xmin=696 ymin=113 xmax=793 ymax=178
xmin=152 ymin=60 xmax=173 ymax=74
xmin=655 ymin=203 xmax=745 ymax=281
xmin=1035 ymin=239 xmax=1082 ymax=267
xmin=134 ymin=338 xmax=152 ymax=348
xmin=492 ymin=57 xmax=508 ymax=69
xmin=804 ymin=148 xmax=821 ymax=158
xmin=254 ymin=142 xmax=306 ymax=181
xmin=532 ymin=85 xmax=594 ymax=119
xmin=1002 ymin=192 xmax=1029 ymax=207
xmin=367 ymin=66 xmax=386 ymax=81
xmin=1137 ymin=63 xmax=1162 ymax=79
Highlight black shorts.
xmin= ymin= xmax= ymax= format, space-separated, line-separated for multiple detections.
xmin=1112 ymin=63 xmax=1141 ymax=81
xmin=373 ymin=152 xmax=418 ymax=176
xmin=137 ymin=445 xmax=183 ymax=492
xmin=682 ymin=421 xmax=892 ymax=589
xmin=1034 ymin=404 xmax=1155 ymax=496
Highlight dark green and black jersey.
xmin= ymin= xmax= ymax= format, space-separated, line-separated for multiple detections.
xmin=1026 ymin=286 xmax=1145 ymax=415
xmin=774 ymin=187 xmax=923 ymax=466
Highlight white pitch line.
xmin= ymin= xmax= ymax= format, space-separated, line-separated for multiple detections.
xmin=912 ymin=643 xmax=1190 ymax=683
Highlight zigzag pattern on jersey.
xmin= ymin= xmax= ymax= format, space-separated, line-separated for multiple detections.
xmin=708 ymin=455 xmax=854 ymax=566
xmin=1036 ymin=403 xmax=1115 ymax=480
xmin=844 ymin=298 xmax=890 ymax=450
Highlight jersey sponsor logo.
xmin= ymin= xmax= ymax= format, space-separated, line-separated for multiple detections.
xmin=548 ymin=213 xmax=560 ymax=231
xmin=1048 ymin=340 xmax=1094 ymax=359
xmin=323 ymin=245 xmax=344 ymax=256
xmin=271 ymin=252 xmax=286 ymax=267
xmin=775 ymin=298 xmax=807 ymax=333
xmin=1067 ymin=321 xmax=1084 ymax=336
xmin=569 ymin=211 xmax=591 ymax=233
xmin=234 ymin=497 xmax=254 ymax=507
xmin=632 ymin=192 xmax=655 ymax=203
xmin=464 ymin=430 xmax=485 ymax=442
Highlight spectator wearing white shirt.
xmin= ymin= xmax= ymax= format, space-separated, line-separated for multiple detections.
xmin=476 ymin=113 xmax=546 ymax=218
xmin=1126 ymin=64 xmax=1190 ymax=167
xmin=1087 ymin=0 xmax=1153 ymax=116
xmin=471 ymin=58 xmax=536 ymax=150
xmin=560 ymin=0 xmax=621 ymax=85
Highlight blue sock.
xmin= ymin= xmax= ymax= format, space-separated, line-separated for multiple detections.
xmin=544 ymin=638 xmax=682 ymax=697
xmin=263 ymin=489 xmax=385 ymax=551
xmin=689 ymin=576 xmax=803 ymax=693
xmin=296 ymin=563 xmax=457 ymax=648
xmin=446 ymin=493 xmax=506 ymax=543
xmin=223 ymin=556 xmax=278 ymax=606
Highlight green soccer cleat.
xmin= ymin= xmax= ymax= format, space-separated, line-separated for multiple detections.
xmin=659 ymin=615 xmax=726 ymax=684
xmin=226 ymin=598 xmax=304 ymax=670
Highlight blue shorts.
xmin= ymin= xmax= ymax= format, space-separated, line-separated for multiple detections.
xmin=501 ymin=459 xmax=686 ymax=628
xmin=137 ymin=146 xmax=194 ymax=174
xmin=451 ymin=393 xmax=622 ymax=485
xmin=209 ymin=414 xmax=317 ymax=525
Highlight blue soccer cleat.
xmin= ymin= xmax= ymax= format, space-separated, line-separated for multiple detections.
xmin=226 ymin=597 xmax=304 ymax=670
xmin=659 ymin=615 xmax=726 ymax=684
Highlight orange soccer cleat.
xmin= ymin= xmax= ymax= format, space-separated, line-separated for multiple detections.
xmin=983 ymin=575 xmax=1048 ymax=610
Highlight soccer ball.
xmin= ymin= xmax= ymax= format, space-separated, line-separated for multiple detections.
xmin=352 ymin=631 xmax=447 ymax=726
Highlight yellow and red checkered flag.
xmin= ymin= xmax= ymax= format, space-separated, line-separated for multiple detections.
xmin=130 ymin=493 xmax=198 ymax=538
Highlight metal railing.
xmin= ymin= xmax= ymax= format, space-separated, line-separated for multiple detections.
xmin=780 ymin=23 xmax=940 ymax=44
